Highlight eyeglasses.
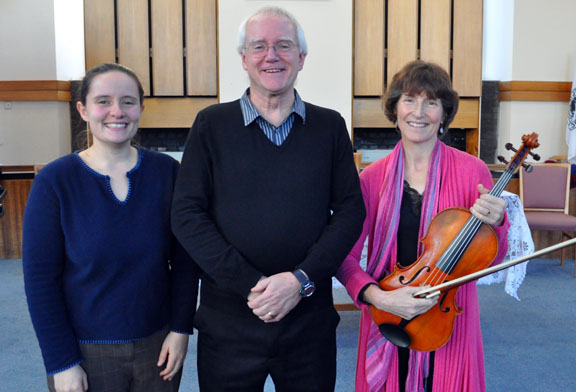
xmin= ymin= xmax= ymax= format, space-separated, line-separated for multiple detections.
xmin=245 ymin=40 xmax=298 ymax=56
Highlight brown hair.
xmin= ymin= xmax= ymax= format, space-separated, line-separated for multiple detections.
xmin=384 ymin=61 xmax=459 ymax=132
xmin=79 ymin=63 xmax=144 ymax=106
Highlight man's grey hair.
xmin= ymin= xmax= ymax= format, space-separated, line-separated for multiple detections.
xmin=237 ymin=6 xmax=308 ymax=55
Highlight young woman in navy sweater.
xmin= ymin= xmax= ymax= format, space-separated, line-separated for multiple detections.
xmin=23 ymin=63 xmax=198 ymax=392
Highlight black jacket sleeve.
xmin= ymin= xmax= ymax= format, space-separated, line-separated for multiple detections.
xmin=294 ymin=114 xmax=366 ymax=282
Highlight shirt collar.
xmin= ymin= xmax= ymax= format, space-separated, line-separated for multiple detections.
xmin=240 ymin=88 xmax=306 ymax=126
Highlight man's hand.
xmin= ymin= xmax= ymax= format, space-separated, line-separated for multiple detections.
xmin=247 ymin=272 xmax=301 ymax=322
xmin=53 ymin=364 xmax=88 ymax=392
xmin=157 ymin=332 xmax=189 ymax=381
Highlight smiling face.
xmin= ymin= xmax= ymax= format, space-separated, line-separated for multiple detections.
xmin=77 ymin=71 xmax=143 ymax=148
xmin=241 ymin=13 xmax=306 ymax=100
xmin=395 ymin=92 xmax=444 ymax=148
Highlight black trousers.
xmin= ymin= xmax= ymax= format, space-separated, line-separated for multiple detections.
xmin=398 ymin=348 xmax=435 ymax=392
xmin=195 ymin=303 xmax=339 ymax=392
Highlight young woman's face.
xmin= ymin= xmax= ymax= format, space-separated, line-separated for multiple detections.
xmin=77 ymin=71 xmax=143 ymax=147
xmin=395 ymin=92 xmax=444 ymax=147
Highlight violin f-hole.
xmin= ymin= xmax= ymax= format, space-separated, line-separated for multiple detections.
xmin=439 ymin=290 xmax=451 ymax=313
xmin=398 ymin=266 xmax=431 ymax=285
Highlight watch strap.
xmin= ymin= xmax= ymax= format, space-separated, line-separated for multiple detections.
xmin=292 ymin=269 xmax=315 ymax=297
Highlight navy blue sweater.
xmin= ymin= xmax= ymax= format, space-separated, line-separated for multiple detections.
xmin=171 ymin=100 xmax=365 ymax=313
xmin=23 ymin=148 xmax=198 ymax=375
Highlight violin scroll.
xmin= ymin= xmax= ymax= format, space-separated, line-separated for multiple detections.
xmin=500 ymin=132 xmax=540 ymax=176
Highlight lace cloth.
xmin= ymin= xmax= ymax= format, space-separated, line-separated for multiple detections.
xmin=334 ymin=191 xmax=534 ymax=301
xmin=477 ymin=191 xmax=534 ymax=299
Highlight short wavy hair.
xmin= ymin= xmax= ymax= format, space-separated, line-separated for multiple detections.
xmin=237 ymin=6 xmax=308 ymax=55
xmin=384 ymin=61 xmax=459 ymax=131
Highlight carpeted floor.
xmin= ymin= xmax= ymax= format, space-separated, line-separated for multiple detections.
xmin=1 ymin=257 xmax=574 ymax=391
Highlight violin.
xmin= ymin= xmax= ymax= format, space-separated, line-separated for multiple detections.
xmin=369 ymin=133 xmax=540 ymax=352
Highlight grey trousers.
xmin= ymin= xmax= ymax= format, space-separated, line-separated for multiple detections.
xmin=47 ymin=327 xmax=182 ymax=392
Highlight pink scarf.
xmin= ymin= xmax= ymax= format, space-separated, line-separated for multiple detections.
xmin=365 ymin=140 xmax=470 ymax=391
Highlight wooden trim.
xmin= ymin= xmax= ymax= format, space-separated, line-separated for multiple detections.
xmin=0 ymin=81 xmax=71 ymax=101
xmin=0 ymin=179 xmax=34 ymax=260
xmin=139 ymin=97 xmax=217 ymax=128
xmin=353 ymin=97 xmax=480 ymax=129
xmin=334 ymin=303 xmax=359 ymax=311
xmin=466 ymin=128 xmax=479 ymax=157
xmin=498 ymin=81 xmax=571 ymax=102
xmin=0 ymin=165 xmax=35 ymax=173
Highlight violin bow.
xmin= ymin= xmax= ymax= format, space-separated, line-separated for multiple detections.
xmin=414 ymin=237 xmax=576 ymax=299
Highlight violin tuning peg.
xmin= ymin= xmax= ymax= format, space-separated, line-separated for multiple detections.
xmin=497 ymin=156 xmax=509 ymax=165
xmin=530 ymin=152 xmax=541 ymax=161
xmin=505 ymin=143 xmax=517 ymax=152
xmin=522 ymin=163 xmax=533 ymax=173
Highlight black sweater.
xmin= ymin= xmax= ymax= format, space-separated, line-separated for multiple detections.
xmin=172 ymin=100 xmax=365 ymax=310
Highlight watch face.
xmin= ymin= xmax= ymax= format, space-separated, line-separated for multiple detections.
xmin=301 ymin=283 xmax=315 ymax=297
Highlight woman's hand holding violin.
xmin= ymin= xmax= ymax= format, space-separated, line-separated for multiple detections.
xmin=362 ymin=284 xmax=438 ymax=320
xmin=470 ymin=184 xmax=506 ymax=226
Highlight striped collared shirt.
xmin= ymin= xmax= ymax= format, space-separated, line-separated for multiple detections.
xmin=240 ymin=89 xmax=306 ymax=146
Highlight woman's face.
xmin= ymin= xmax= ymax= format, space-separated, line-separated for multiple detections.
xmin=77 ymin=71 xmax=143 ymax=147
xmin=395 ymin=92 xmax=444 ymax=147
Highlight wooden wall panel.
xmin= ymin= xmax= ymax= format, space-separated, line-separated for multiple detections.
xmin=386 ymin=0 xmax=418 ymax=87
xmin=186 ymin=0 xmax=218 ymax=96
xmin=117 ymin=0 xmax=151 ymax=95
xmin=151 ymin=0 xmax=184 ymax=95
xmin=139 ymin=97 xmax=217 ymax=128
xmin=453 ymin=0 xmax=483 ymax=96
xmin=420 ymin=0 xmax=451 ymax=72
xmin=84 ymin=0 xmax=116 ymax=70
xmin=354 ymin=0 xmax=385 ymax=96
xmin=0 ymin=178 xmax=33 ymax=260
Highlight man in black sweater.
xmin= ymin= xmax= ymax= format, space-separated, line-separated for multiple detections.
xmin=171 ymin=6 xmax=365 ymax=391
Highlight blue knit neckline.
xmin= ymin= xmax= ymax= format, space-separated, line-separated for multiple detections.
xmin=73 ymin=148 xmax=143 ymax=205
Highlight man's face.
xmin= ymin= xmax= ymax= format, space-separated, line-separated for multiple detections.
xmin=241 ymin=14 xmax=306 ymax=99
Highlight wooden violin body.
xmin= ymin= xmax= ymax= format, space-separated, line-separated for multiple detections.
xmin=368 ymin=132 xmax=540 ymax=352
xmin=369 ymin=207 xmax=498 ymax=352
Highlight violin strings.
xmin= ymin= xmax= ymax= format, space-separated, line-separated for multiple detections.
xmin=438 ymin=167 xmax=514 ymax=275
xmin=422 ymin=167 xmax=514 ymax=287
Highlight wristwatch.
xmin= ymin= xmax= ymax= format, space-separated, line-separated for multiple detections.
xmin=292 ymin=269 xmax=315 ymax=297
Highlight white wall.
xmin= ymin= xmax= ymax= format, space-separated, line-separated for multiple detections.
xmin=496 ymin=0 xmax=576 ymax=162
xmin=0 ymin=0 xmax=84 ymax=165
xmin=482 ymin=0 xmax=514 ymax=81
xmin=54 ymin=0 xmax=85 ymax=80
xmin=0 ymin=0 xmax=57 ymax=80
xmin=0 ymin=102 xmax=70 ymax=164
xmin=218 ymin=0 xmax=353 ymax=133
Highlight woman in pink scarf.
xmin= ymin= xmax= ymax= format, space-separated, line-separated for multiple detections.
xmin=336 ymin=61 xmax=510 ymax=392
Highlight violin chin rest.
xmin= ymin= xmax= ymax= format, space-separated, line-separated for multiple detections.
xmin=378 ymin=323 xmax=411 ymax=348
